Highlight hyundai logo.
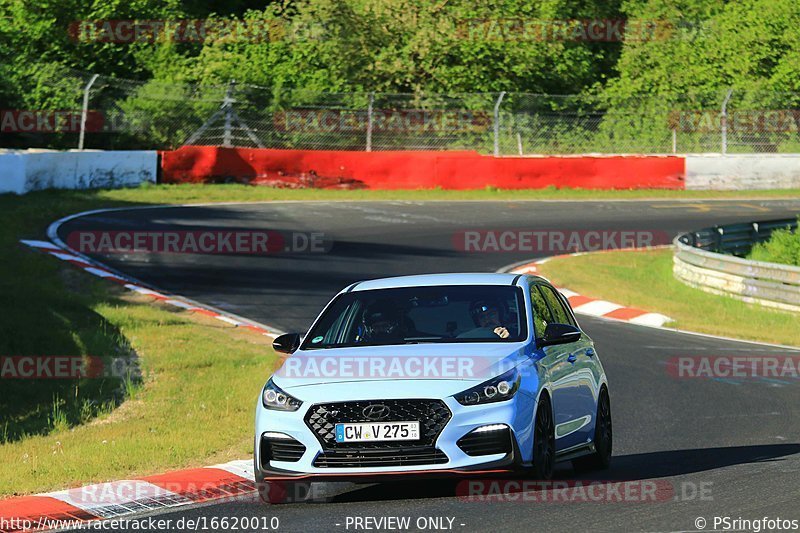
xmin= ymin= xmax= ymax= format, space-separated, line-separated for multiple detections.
xmin=362 ymin=404 xmax=391 ymax=421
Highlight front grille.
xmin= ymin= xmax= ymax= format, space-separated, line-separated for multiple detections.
xmin=457 ymin=427 xmax=513 ymax=456
xmin=314 ymin=446 xmax=449 ymax=468
xmin=260 ymin=434 xmax=306 ymax=466
xmin=304 ymin=399 xmax=452 ymax=449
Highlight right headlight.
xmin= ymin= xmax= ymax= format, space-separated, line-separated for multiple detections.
xmin=262 ymin=378 xmax=302 ymax=411
xmin=454 ymin=368 xmax=521 ymax=406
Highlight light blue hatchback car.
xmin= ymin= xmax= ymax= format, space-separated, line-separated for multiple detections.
xmin=254 ymin=273 xmax=611 ymax=502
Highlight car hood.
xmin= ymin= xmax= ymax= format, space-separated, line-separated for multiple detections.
xmin=272 ymin=342 xmax=529 ymax=391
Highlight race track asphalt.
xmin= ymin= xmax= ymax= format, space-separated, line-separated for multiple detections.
xmin=57 ymin=199 xmax=800 ymax=532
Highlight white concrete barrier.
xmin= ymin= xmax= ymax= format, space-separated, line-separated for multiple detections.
xmin=0 ymin=151 xmax=27 ymax=194
xmin=685 ymin=154 xmax=800 ymax=190
xmin=0 ymin=150 xmax=157 ymax=194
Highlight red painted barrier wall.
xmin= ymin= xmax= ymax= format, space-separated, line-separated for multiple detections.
xmin=160 ymin=146 xmax=686 ymax=190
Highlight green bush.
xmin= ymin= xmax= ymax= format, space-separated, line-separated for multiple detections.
xmin=748 ymin=218 xmax=800 ymax=267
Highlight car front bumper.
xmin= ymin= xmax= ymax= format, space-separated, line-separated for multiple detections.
xmin=254 ymin=382 xmax=536 ymax=482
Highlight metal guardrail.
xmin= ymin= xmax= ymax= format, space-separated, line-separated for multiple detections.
xmin=673 ymin=218 xmax=800 ymax=312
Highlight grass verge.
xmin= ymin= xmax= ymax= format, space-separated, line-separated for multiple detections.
xmin=0 ymin=187 xmax=288 ymax=497
xmin=537 ymin=248 xmax=800 ymax=347
xmin=92 ymin=183 xmax=800 ymax=203
xmin=0 ymin=293 xmax=277 ymax=496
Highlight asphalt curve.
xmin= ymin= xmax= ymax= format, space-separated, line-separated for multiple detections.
xmin=57 ymin=199 xmax=800 ymax=533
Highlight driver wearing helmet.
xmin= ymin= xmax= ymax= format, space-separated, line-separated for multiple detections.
xmin=356 ymin=300 xmax=405 ymax=343
xmin=458 ymin=299 xmax=511 ymax=339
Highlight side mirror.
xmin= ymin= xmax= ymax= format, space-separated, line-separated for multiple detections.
xmin=538 ymin=323 xmax=581 ymax=347
xmin=273 ymin=333 xmax=301 ymax=354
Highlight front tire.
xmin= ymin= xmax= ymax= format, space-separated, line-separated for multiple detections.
xmin=530 ymin=394 xmax=555 ymax=480
xmin=573 ymin=386 xmax=612 ymax=472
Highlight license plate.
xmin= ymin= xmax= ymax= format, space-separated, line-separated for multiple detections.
xmin=335 ymin=421 xmax=420 ymax=443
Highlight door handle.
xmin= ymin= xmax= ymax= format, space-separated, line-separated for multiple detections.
xmin=567 ymin=354 xmax=577 ymax=364
xmin=585 ymin=348 xmax=595 ymax=357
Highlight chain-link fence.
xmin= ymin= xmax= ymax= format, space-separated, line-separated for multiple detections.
xmin=3 ymin=70 xmax=800 ymax=154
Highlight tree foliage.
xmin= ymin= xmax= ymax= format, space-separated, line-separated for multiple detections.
xmin=1 ymin=0 xmax=799 ymax=149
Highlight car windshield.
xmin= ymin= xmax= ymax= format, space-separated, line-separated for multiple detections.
xmin=302 ymin=285 xmax=527 ymax=349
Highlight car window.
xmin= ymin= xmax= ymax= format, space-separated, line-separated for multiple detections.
xmin=555 ymin=291 xmax=578 ymax=327
xmin=301 ymin=285 xmax=528 ymax=349
xmin=529 ymin=285 xmax=552 ymax=338
xmin=540 ymin=285 xmax=573 ymax=325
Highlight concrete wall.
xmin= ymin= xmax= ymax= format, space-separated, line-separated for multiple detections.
xmin=2 ymin=149 xmax=799 ymax=193
xmin=159 ymin=148 xmax=800 ymax=190
xmin=685 ymin=154 xmax=800 ymax=190
xmin=0 ymin=150 xmax=157 ymax=195
xmin=0 ymin=151 xmax=27 ymax=194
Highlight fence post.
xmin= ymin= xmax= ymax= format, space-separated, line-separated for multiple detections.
xmin=516 ymin=132 xmax=523 ymax=155
xmin=184 ymin=79 xmax=263 ymax=148
xmin=721 ymin=88 xmax=733 ymax=155
xmin=366 ymin=92 xmax=374 ymax=152
xmin=78 ymin=73 xmax=99 ymax=150
xmin=672 ymin=128 xmax=677 ymax=154
xmin=493 ymin=91 xmax=506 ymax=157
xmin=223 ymin=80 xmax=236 ymax=148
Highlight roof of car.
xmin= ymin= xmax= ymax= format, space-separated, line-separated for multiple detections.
xmin=349 ymin=272 xmax=543 ymax=292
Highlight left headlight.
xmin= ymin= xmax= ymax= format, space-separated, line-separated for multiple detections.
xmin=262 ymin=378 xmax=302 ymax=411
xmin=454 ymin=368 xmax=521 ymax=406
